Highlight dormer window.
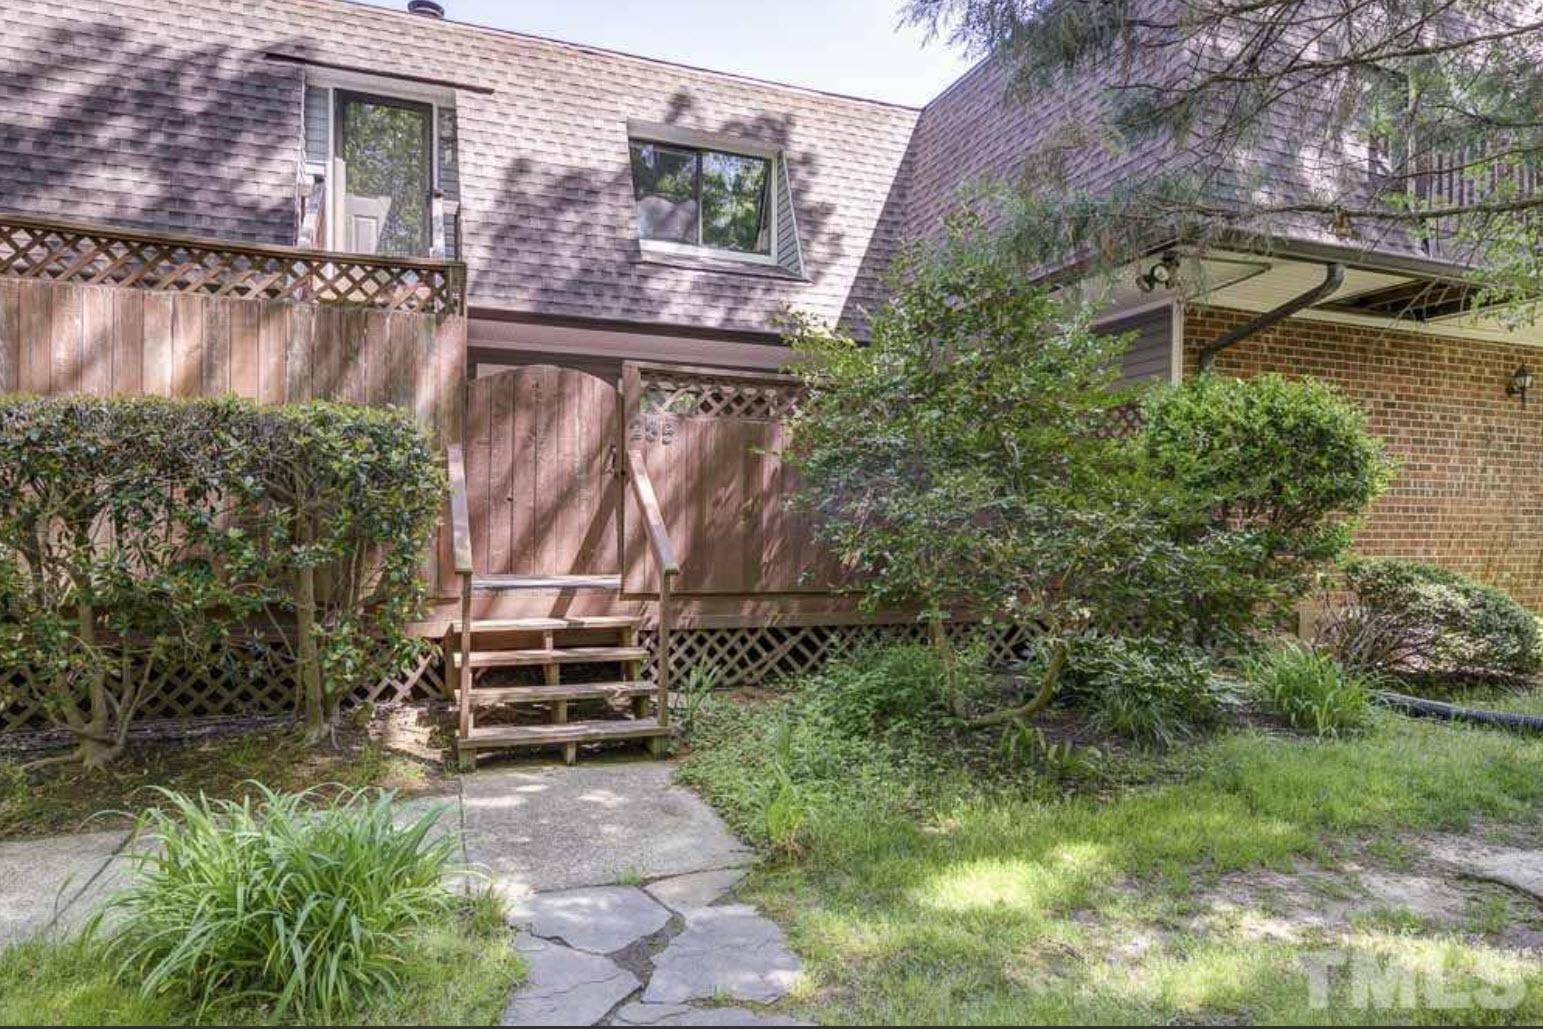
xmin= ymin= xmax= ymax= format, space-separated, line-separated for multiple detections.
xmin=627 ymin=127 xmax=801 ymax=274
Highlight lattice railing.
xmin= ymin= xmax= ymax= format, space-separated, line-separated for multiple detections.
xmin=0 ymin=215 xmax=464 ymax=315
xmin=0 ymin=639 xmax=445 ymax=735
xmin=642 ymin=621 xmax=1036 ymax=690
xmin=637 ymin=364 xmax=803 ymax=422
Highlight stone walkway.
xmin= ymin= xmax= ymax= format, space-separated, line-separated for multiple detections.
xmin=0 ymin=757 xmax=810 ymax=1026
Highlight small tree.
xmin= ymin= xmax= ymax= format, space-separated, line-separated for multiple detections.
xmin=785 ymin=222 xmax=1164 ymax=719
xmin=786 ymin=225 xmax=1393 ymax=727
xmin=245 ymin=403 xmax=443 ymax=743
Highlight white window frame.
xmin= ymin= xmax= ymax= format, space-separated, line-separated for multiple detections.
xmin=627 ymin=120 xmax=781 ymax=267
xmin=304 ymin=68 xmax=456 ymax=254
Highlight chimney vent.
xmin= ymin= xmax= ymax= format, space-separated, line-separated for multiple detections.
xmin=407 ymin=0 xmax=445 ymax=17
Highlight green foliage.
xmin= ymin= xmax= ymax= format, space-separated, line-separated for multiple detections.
xmin=785 ymin=225 xmax=1390 ymax=734
xmin=1339 ymin=557 xmax=1541 ymax=684
xmin=677 ymin=663 xmax=722 ymax=736
xmin=679 ymin=644 xmax=990 ymax=852
xmin=1051 ymin=635 xmax=1221 ymax=747
xmin=96 ymin=784 xmax=459 ymax=1022
xmin=784 ymin=220 xmax=1142 ymax=636
xmin=796 ymin=642 xmax=966 ymax=737
xmin=0 ymin=396 xmax=442 ymax=764
xmin=1138 ymin=373 xmax=1393 ymax=645
xmin=1244 ymin=643 xmax=1372 ymax=736
xmin=247 ymin=403 xmax=444 ymax=740
xmin=0 ymin=396 xmax=267 ymax=767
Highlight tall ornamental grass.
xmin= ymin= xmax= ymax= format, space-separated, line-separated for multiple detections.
xmin=96 ymin=784 xmax=458 ymax=1022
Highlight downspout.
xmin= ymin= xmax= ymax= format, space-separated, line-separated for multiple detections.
xmin=1197 ymin=262 xmax=1345 ymax=370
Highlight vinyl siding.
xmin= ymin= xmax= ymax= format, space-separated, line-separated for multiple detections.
xmin=774 ymin=156 xmax=802 ymax=276
xmin=1102 ymin=305 xmax=1174 ymax=383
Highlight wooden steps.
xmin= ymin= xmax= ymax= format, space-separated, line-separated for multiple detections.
xmin=453 ymin=645 xmax=649 ymax=669
xmin=451 ymin=616 xmax=641 ymax=633
xmin=471 ymin=574 xmax=622 ymax=592
xmin=463 ymin=718 xmax=668 ymax=749
xmin=464 ymin=682 xmax=653 ymax=706
xmin=450 ymin=610 xmax=669 ymax=768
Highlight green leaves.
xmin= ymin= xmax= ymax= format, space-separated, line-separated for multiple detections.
xmin=0 ymin=396 xmax=443 ymax=761
xmin=97 ymin=784 xmax=459 ymax=1021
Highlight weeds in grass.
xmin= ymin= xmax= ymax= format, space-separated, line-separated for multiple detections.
xmin=1245 ymin=643 xmax=1372 ymax=736
xmin=95 ymin=784 xmax=459 ymax=1022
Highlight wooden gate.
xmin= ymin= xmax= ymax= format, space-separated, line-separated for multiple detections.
xmin=622 ymin=361 xmax=841 ymax=594
xmin=465 ymin=365 xmax=619 ymax=577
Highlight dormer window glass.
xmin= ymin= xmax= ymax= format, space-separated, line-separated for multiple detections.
xmin=629 ymin=141 xmax=773 ymax=259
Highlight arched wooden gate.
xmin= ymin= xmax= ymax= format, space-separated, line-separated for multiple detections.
xmin=464 ymin=365 xmax=619 ymax=578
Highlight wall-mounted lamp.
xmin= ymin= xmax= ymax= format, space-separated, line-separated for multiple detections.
xmin=1137 ymin=250 xmax=1182 ymax=293
xmin=1508 ymin=363 xmax=1533 ymax=408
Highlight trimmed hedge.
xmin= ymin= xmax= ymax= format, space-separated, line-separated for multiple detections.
xmin=0 ymin=395 xmax=442 ymax=764
xmin=1337 ymin=557 xmax=1540 ymax=684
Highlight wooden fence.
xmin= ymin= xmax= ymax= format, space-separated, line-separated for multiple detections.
xmin=0 ymin=215 xmax=468 ymax=732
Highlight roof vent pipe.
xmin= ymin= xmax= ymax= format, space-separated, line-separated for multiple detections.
xmin=407 ymin=1 xmax=445 ymax=17
xmin=1197 ymin=262 xmax=1345 ymax=370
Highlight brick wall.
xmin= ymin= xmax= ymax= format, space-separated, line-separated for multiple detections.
xmin=1184 ymin=304 xmax=1543 ymax=610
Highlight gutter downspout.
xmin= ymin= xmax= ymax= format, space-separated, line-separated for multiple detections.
xmin=1197 ymin=262 xmax=1345 ymax=370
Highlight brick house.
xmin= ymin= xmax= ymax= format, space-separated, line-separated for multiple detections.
xmin=0 ymin=0 xmax=1538 ymax=751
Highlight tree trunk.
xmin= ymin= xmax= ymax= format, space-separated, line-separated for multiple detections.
xmin=74 ymin=599 xmax=120 ymax=770
xmin=964 ymin=636 xmax=1068 ymax=730
xmin=928 ymin=615 xmax=965 ymax=717
xmin=296 ymin=561 xmax=323 ymax=744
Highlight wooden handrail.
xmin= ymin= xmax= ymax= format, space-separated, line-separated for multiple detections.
xmin=447 ymin=444 xmax=473 ymax=576
xmin=625 ymin=447 xmax=679 ymax=748
xmin=626 ymin=449 xmax=681 ymax=577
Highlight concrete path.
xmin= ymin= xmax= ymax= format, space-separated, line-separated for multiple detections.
xmin=0 ymin=829 xmax=131 ymax=945
xmin=482 ymin=759 xmax=808 ymax=1027
xmin=0 ymin=756 xmax=808 ymax=1025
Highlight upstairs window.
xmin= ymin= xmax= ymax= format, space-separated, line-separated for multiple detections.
xmin=629 ymin=140 xmax=774 ymax=260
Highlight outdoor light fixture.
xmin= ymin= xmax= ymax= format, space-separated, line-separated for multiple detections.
xmin=1137 ymin=250 xmax=1182 ymax=293
xmin=1508 ymin=364 xmax=1533 ymax=408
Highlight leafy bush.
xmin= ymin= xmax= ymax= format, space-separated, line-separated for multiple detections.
xmin=797 ymin=642 xmax=967 ymax=737
xmin=1245 ymin=643 xmax=1372 ymax=736
xmin=0 ymin=397 xmax=266 ymax=767
xmin=1050 ymin=636 xmax=1220 ymax=746
xmin=248 ymin=403 xmax=444 ymax=740
xmin=0 ymin=396 xmax=442 ymax=762
xmin=1138 ymin=373 xmax=1394 ymax=646
xmin=1330 ymin=557 xmax=1541 ymax=684
xmin=98 ymin=784 xmax=458 ymax=1021
xmin=679 ymin=645 xmax=987 ymax=852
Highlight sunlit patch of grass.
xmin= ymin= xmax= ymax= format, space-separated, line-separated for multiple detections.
xmin=694 ymin=694 xmax=1543 ymax=1024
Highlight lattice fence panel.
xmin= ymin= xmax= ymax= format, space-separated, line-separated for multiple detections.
xmin=642 ymin=622 xmax=1036 ymax=690
xmin=639 ymin=367 xmax=803 ymax=422
xmin=0 ymin=217 xmax=462 ymax=315
xmin=1 ymin=639 xmax=445 ymax=735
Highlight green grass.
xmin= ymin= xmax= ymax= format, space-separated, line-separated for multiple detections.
xmin=685 ymin=697 xmax=1543 ymax=1024
xmin=0 ymin=907 xmax=522 ymax=1026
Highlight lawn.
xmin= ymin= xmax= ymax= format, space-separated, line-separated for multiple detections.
xmin=682 ymin=693 xmax=1543 ymax=1024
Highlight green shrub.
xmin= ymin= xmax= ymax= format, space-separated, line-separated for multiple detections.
xmin=798 ymin=642 xmax=968 ymax=737
xmin=1139 ymin=373 xmax=1393 ymax=645
xmin=1245 ymin=643 xmax=1372 ymax=736
xmin=1051 ymin=636 xmax=1220 ymax=746
xmin=0 ymin=396 xmax=442 ymax=761
xmin=1337 ymin=557 xmax=1540 ymax=684
xmin=97 ymin=784 xmax=458 ymax=1021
